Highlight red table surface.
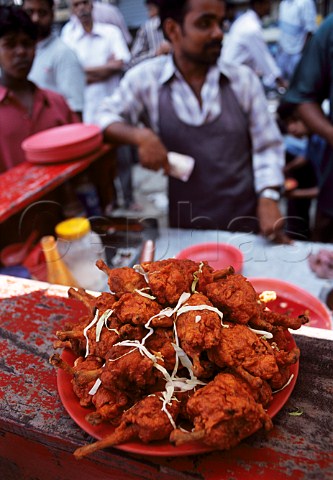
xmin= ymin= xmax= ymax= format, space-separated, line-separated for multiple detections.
xmin=0 ymin=277 xmax=332 ymax=480
xmin=0 ymin=144 xmax=111 ymax=223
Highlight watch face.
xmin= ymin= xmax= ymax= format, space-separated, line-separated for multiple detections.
xmin=261 ymin=189 xmax=280 ymax=201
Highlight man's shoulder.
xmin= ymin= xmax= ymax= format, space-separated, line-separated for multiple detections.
xmin=36 ymin=85 xmax=69 ymax=105
xmin=219 ymin=61 xmax=258 ymax=82
xmin=47 ymin=35 xmax=75 ymax=53
xmin=230 ymin=10 xmax=260 ymax=35
xmin=94 ymin=22 xmax=123 ymax=37
xmin=126 ymin=55 xmax=168 ymax=79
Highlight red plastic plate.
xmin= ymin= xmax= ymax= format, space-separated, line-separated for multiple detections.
xmin=250 ymin=277 xmax=332 ymax=330
xmin=24 ymin=134 xmax=103 ymax=163
xmin=57 ymin=333 xmax=298 ymax=457
xmin=22 ymin=123 xmax=101 ymax=150
xmin=175 ymin=242 xmax=243 ymax=273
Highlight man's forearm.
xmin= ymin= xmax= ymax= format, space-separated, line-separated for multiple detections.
xmin=103 ymin=122 xmax=168 ymax=171
xmin=103 ymin=122 xmax=150 ymax=146
xmin=297 ymin=102 xmax=333 ymax=146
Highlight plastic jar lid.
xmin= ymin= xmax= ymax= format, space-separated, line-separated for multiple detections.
xmin=55 ymin=217 xmax=91 ymax=241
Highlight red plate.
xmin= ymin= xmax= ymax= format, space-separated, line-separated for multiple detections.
xmin=57 ymin=333 xmax=298 ymax=457
xmin=24 ymin=135 xmax=103 ymax=164
xmin=250 ymin=277 xmax=332 ymax=330
xmin=22 ymin=124 xmax=103 ymax=164
xmin=22 ymin=123 xmax=102 ymax=151
xmin=175 ymin=243 xmax=243 ymax=273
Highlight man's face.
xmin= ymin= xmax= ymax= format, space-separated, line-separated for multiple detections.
xmin=146 ymin=3 xmax=159 ymax=18
xmin=171 ymin=0 xmax=225 ymax=66
xmin=23 ymin=0 xmax=53 ymax=40
xmin=0 ymin=31 xmax=36 ymax=80
xmin=71 ymin=0 xmax=93 ymax=25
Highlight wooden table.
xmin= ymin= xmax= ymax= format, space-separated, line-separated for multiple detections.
xmin=0 ymin=272 xmax=332 ymax=480
xmin=0 ymin=145 xmax=111 ymax=223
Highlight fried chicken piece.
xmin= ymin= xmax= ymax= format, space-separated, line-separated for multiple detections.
xmin=269 ymin=326 xmax=291 ymax=351
xmin=118 ymin=323 xmax=145 ymax=341
xmin=269 ymin=366 xmax=293 ymax=391
xmin=68 ymin=288 xmax=116 ymax=316
xmin=56 ymin=289 xmax=118 ymax=356
xmin=68 ymin=287 xmax=96 ymax=315
xmin=112 ymin=292 xmax=161 ymax=326
xmin=96 ymin=260 xmax=146 ymax=298
xmin=141 ymin=258 xmax=199 ymax=305
xmin=206 ymin=274 xmax=260 ymax=324
xmin=145 ymin=327 xmax=176 ymax=372
xmin=208 ymin=323 xmax=279 ymax=389
xmin=50 ymin=354 xmax=104 ymax=407
xmin=86 ymin=385 xmax=130 ymax=426
xmin=54 ymin=314 xmax=91 ymax=356
xmin=249 ymin=305 xmax=309 ymax=333
xmin=55 ymin=312 xmax=121 ymax=359
xmin=74 ymin=393 xmax=181 ymax=459
xmin=141 ymin=259 xmax=234 ymax=306
xmin=268 ymin=344 xmax=300 ymax=391
xmin=94 ymin=291 xmax=117 ymax=313
xmin=197 ymin=265 xmax=235 ymax=295
xmin=176 ymin=292 xmax=222 ymax=378
xmin=170 ymin=372 xmax=272 ymax=449
xmin=101 ymin=345 xmax=159 ymax=394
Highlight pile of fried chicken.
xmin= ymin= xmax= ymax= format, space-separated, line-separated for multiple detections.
xmin=50 ymin=258 xmax=308 ymax=459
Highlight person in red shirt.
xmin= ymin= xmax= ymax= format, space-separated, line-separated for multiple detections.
xmin=0 ymin=5 xmax=79 ymax=173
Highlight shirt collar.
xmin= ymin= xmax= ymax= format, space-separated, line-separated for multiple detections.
xmin=159 ymin=55 xmax=232 ymax=85
xmin=37 ymin=32 xmax=56 ymax=49
xmin=75 ymin=21 xmax=104 ymax=40
xmin=0 ymin=82 xmax=50 ymax=106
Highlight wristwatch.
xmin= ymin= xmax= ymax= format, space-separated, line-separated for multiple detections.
xmin=259 ymin=188 xmax=281 ymax=201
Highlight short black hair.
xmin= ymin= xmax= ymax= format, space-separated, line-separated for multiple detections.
xmin=0 ymin=5 xmax=38 ymax=40
xmin=22 ymin=0 xmax=55 ymax=9
xmin=277 ymin=101 xmax=298 ymax=121
xmin=158 ymin=0 xmax=190 ymax=28
xmin=145 ymin=0 xmax=162 ymax=6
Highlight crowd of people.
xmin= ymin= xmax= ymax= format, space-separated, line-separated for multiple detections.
xmin=0 ymin=0 xmax=332 ymax=243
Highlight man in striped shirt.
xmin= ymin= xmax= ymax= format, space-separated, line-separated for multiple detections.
xmin=96 ymin=0 xmax=290 ymax=243
xmin=130 ymin=0 xmax=171 ymax=67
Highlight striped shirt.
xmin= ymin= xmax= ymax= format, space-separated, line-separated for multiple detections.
xmin=130 ymin=16 xmax=166 ymax=67
xmin=96 ymin=54 xmax=285 ymax=193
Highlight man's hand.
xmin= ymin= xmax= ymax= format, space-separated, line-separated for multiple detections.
xmin=136 ymin=128 xmax=169 ymax=172
xmin=257 ymin=197 xmax=292 ymax=244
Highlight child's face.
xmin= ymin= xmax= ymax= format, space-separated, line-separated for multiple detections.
xmin=0 ymin=31 xmax=36 ymax=80
xmin=286 ymin=116 xmax=310 ymax=138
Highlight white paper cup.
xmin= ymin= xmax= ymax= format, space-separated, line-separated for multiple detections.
xmin=167 ymin=152 xmax=195 ymax=182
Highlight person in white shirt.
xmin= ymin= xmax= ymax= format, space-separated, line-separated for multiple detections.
xmin=61 ymin=0 xmax=130 ymax=124
xmin=22 ymin=0 xmax=85 ymax=118
xmin=62 ymin=0 xmax=139 ymax=212
xmin=276 ymin=0 xmax=317 ymax=82
xmin=221 ymin=0 xmax=287 ymax=90
xmin=61 ymin=0 xmax=132 ymax=46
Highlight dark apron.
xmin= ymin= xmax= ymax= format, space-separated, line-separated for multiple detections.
xmin=158 ymin=76 xmax=258 ymax=231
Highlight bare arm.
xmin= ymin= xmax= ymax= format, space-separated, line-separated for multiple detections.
xmin=297 ymin=102 xmax=333 ymax=147
xmin=103 ymin=122 xmax=169 ymax=172
xmin=257 ymin=198 xmax=292 ymax=244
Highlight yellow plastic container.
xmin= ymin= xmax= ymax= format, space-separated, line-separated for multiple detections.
xmin=55 ymin=217 xmax=91 ymax=241
xmin=55 ymin=218 xmax=106 ymax=291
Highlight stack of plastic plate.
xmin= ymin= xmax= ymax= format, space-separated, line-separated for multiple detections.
xmin=22 ymin=123 xmax=103 ymax=164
